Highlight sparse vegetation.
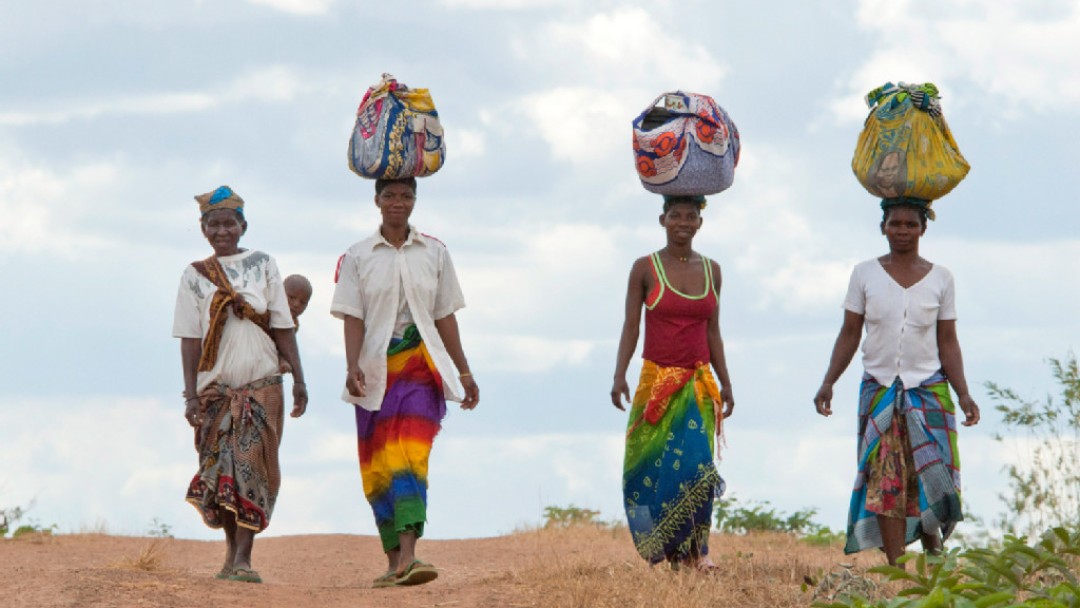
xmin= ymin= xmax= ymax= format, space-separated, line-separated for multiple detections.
xmin=114 ymin=538 xmax=170 ymax=572
xmin=814 ymin=526 xmax=1080 ymax=608
xmin=714 ymin=494 xmax=844 ymax=546
xmin=987 ymin=354 xmax=1080 ymax=538
xmin=147 ymin=518 xmax=173 ymax=539
xmin=543 ymin=504 xmax=606 ymax=528
xmin=1 ymin=501 xmax=55 ymax=540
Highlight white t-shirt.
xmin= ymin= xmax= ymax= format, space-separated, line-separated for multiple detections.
xmin=172 ymin=250 xmax=294 ymax=391
xmin=331 ymin=226 xmax=466 ymax=411
xmin=843 ymin=258 xmax=957 ymax=389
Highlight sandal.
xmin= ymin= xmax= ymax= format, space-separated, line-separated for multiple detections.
xmin=227 ymin=568 xmax=263 ymax=583
xmin=214 ymin=566 xmax=234 ymax=580
xmin=372 ymin=570 xmax=398 ymax=589
xmin=395 ymin=559 xmax=438 ymax=586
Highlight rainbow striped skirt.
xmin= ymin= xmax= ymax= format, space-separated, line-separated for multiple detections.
xmin=356 ymin=325 xmax=446 ymax=552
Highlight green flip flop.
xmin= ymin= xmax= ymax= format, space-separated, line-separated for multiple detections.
xmin=214 ymin=566 xmax=234 ymax=580
xmin=395 ymin=559 xmax=438 ymax=586
xmin=372 ymin=570 xmax=398 ymax=589
xmin=227 ymin=568 xmax=263 ymax=583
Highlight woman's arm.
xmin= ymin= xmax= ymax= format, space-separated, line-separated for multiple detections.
xmin=344 ymin=314 xmax=367 ymax=398
xmin=706 ymin=260 xmax=734 ymax=418
xmin=434 ymin=313 xmax=479 ymax=410
xmin=814 ymin=310 xmax=865 ymax=417
xmin=181 ymin=338 xmax=202 ymax=427
xmin=937 ymin=319 xmax=980 ymax=426
xmin=272 ymin=328 xmax=308 ymax=418
xmin=611 ymin=258 xmax=648 ymax=410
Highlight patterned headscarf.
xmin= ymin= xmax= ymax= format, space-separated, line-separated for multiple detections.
xmin=195 ymin=185 xmax=244 ymax=218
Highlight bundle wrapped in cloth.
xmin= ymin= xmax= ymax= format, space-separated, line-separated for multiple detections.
xmin=348 ymin=73 xmax=445 ymax=179
xmin=632 ymin=91 xmax=740 ymax=196
xmin=852 ymin=82 xmax=969 ymax=213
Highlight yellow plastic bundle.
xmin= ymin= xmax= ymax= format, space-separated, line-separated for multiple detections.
xmin=852 ymin=82 xmax=969 ymax=204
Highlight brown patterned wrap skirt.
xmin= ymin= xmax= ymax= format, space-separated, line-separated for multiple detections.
xmin=186 ymin=375 xmax=284 ymax=532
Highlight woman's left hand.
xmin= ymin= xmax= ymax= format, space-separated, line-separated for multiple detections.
xmin=291 ymin=382 xmax=308 ymax=418
xmin=460 ymin=375 xmax=479 ymax=410
xmin=958 ymin=394 xmax=980 ymax=426
xmin=720 ymin=386 xmax=735 ymax=418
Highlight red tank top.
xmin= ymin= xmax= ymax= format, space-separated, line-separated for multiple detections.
xmin=642 ymin=252 xmax=718 ymax=369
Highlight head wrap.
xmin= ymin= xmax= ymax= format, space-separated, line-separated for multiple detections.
xmin=195 ymin=185 xmax=244 ymax=218
xmin=881 ymin=196 xmax=935 ymax=221
xmin=662 ymin=194 xmax=708 ymax=211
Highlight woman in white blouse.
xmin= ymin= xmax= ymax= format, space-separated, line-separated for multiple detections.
xmin=173 ymin=186 xmax=307 ymax=583
xmin=813 ymin=201 xmax=980 ymax=567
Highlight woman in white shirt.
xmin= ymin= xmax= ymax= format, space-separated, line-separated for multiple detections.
xmin=331 ymin=177 xmax=479 ymax=588
xmin=813 ymin=201 xmax=980 ymax=566
xmin=173 ymin=186 xmax=308 ymax=583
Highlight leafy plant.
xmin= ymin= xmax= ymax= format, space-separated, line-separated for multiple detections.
xmin=714 ymin=495 xmax=842 ymax=544
xmin=811 ymin=526 xmax=1080 ymax=606
xmin=543 ymin=504 xmax=604 ymax=528
xmin=987 ymin=354 xmax=1080 ymax=538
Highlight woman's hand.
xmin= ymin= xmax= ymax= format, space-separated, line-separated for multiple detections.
xmin=460 ymin=375 xmax=479 ymax=410
xmin=291 ymin=382 xmax=308 ymax=418
xmin=958 ymin=394 xmax=980 ymax=426
xmin=720 ymin=386 xmax=735 ymax=418
xmin=611 ymin=378 xmax=631 ymax=411
xmin=814 ymin=383 xmax=834 ymax=417
xmin=346 ymin=365 xmax=366 ymax=398
xmin=184 ymin=397 xmax=200 ymax=427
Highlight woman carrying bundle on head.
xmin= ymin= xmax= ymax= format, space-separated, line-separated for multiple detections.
xmin=813 ymin=198 xmax=980 ymax=567
xmin=611 ymin=194 xmax=735 ymax=572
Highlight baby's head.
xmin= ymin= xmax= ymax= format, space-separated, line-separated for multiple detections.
xmin=283 ymin=274 xmax=313 ymax=322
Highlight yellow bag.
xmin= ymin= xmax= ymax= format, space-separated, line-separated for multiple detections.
xmin=852 ymin=83 xmax=969 ymax=203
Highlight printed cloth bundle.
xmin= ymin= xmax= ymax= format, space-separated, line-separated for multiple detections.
xmin=852 ymin=82 xmax=969 ymax=206
xmin=348 ymin=73 xmax=445 ymax=179
xmin=632 ymin=91 xmax=740 ymax=196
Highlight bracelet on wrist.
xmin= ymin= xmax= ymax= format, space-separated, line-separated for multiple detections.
xmin=459 ymin=372 xmax=473 ymax=378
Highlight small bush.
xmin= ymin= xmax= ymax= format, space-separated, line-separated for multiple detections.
xmin=543 ymin=504 xmax=604 ymax=528
xmin=715 ymin=495 xmax=842 ymax=544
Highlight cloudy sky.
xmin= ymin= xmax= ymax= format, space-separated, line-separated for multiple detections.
xmin=1 ymin=0 xmax=1077 ymax=544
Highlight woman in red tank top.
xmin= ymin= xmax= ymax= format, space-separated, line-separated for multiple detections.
xmin=610 ymin=195 xmax=735 ymax=571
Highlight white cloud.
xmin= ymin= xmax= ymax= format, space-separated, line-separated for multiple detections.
xmin=0 ymin=66 xmax=312 ymax=127
xmin=245 ymin=0 xmax=337 ymax=16
xmin=534 ymin=8 xmax=727 ymax=89
xmin=501 ymin=7 xmax=728 ymax=165
xmin=451 ymin=127 xmax=488 ymax=160
xmin=439 ymin=0 xmax=567 ymax=8
xmin=0 ymin=152 xmax=121 ymax=254
xmin=833 ymin=0 xmax=1080 ymax=122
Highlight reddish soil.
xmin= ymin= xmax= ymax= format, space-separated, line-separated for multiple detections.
xmin=0 ymin=528 xmax=862 ymax=607
xmin=0 ymin=532 xmax=540 ymax=608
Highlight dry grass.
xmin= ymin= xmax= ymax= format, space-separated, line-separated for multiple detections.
xmin=486 ymin=525 xmax=887 ymax=608
xmin=113 ymin=538 xmax=169 ymax=572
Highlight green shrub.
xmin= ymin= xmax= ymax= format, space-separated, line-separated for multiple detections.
xmin=812 ymin=526 xmax=1080 ymax=608
xmin=714 ymin=494 xmax=843 ymax=544
xmin=987 ymin=354 xmax=1080 ymax=538
xmin=543 ymin=504 xmax=604 ymax=528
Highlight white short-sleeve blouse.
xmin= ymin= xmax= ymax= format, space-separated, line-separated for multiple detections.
xmin=172 ymin=250 xmax=294 ymax=391
xmin=843 ymin=258 xmax=957 ymax=389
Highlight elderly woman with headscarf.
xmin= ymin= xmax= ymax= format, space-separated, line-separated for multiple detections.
xmin=172 ymin=186 xmax=308 ymax=583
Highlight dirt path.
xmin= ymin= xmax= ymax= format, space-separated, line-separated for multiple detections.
xmin=0 ymin=529 xmax=867 ymax=607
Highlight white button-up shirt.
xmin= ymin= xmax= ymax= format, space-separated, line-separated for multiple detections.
xmin=331 ymin=226 xmax=466 ymax=411
xmin=843 ymin=259 xmax=957 ymax=389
